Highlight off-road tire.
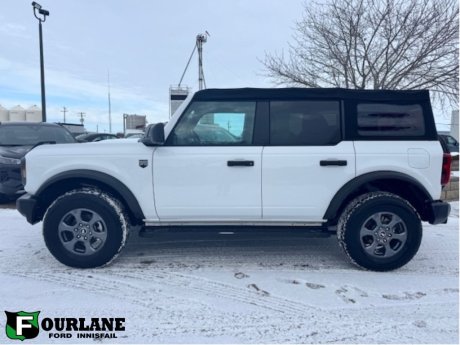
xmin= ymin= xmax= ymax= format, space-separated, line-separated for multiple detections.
xmin=43 ymin=188 xmax=130 ymax=268
xmin=337 ymin=192 xmax=422 ymax=271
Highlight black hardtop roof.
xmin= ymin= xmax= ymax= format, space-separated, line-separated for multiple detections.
xmin=193 ymin=87 xmax=430 ymax=102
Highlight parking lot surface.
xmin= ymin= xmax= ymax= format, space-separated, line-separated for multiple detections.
xmin=0 ymin=203 xmax=458 ymax=343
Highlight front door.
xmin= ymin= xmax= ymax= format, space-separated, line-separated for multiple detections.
xmin=153 ymin=100 xmax=262 ymax=220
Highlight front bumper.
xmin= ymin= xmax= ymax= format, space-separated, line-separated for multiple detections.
xmin=16 ymin=193 xmax=41 ymax=225
xmin=427 ymin=200 xmax=451 ymax=225
xmin=0 ymin=165 xmax=23 ymax=197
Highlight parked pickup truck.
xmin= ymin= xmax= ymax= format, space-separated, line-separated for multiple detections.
xmin=17 ymin=88 xmax=451 ymax=270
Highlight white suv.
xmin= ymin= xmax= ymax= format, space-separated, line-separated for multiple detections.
xmin=17 ymin=88 xmax=452 ymax=270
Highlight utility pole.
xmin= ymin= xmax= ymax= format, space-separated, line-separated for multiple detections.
xmin=60 ymin=106 xmax=67 ymax=122
xmin=78 ymin=112 xmax=85 ymax=125
xmin=107 ymin=70 xmax=112 ymax=133
xmin=32 ymin=2 xmax=50 ymax=122
xmin=123 ymin=113 xmax=127 ymax=135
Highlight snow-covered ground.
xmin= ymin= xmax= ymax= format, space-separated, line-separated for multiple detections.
xmin=0 ymin=204 xmax=458 ymax=344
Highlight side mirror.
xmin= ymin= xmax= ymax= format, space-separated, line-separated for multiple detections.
xmin=141 ymin=123 xmax=165 ymax=146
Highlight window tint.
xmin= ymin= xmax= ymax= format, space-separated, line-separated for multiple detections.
xmin=357 ymin=103 xmax=425 ymax=136
xmin=270 ymin=101 xmax=340 ymax=145
xmin=171 ymin=101 xmax=256 ymax=145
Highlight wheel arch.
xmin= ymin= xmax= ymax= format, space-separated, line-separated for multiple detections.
xmin=34 ymin=170 xmax=145 ymax=225
xmin=324 ymin=171 xmax=434 ymax=225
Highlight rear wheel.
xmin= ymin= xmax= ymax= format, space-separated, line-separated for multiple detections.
xmin=337 ymin=192 xmax=422 ymax=271
xmin=43 ymin=188 xmax=130 ymax=268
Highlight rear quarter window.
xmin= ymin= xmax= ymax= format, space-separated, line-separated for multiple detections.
xmin=357 ymin=103 xmax=425 ymax=137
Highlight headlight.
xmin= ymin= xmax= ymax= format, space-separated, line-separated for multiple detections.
xmin=0 ymin=156 xmax=21 ymax=165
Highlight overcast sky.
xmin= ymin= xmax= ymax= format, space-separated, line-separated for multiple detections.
xmin=1 ymin=0 xmax=454 ymax=133
xmin=1 ymin=0 xmax=304 ymax=132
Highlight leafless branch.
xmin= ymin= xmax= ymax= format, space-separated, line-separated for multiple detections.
xmin=262 ymin=0 xmax=459 ymax=103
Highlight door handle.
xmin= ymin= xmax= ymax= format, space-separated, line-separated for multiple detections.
xmin=320 ymin=160 xmax=347 ymax=166
xmin=227 ymin=160 xmax=254 ymax=167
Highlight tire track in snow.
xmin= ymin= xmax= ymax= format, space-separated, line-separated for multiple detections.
xmin=7 ymin=270 xmax=159 ymax=309
xmin=7 ymin=268 xmax=314 ymax=316
xmin=107 ymin=269 xmax=315 ymax=316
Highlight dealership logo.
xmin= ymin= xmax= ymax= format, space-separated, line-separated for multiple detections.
xmin=4 ymin=311 xmax=125 ymax=341
xmin=5 ymin=311 xmax=40 ymax=341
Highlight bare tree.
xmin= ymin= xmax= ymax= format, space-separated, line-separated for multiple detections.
xmin=263 ymin=0 xmax=459 ymax=102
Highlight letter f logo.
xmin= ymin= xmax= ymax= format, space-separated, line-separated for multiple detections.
xmin=5 ymin=311 xmax=40 ymax=341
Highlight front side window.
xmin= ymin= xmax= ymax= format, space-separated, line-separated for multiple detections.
xmin=357 ymin=103 xmax=425 ymax=137
xmin=270 ymin=101 xmax=341 ymax=145
xmin=170 ymin=101 xmax=256 ymax=145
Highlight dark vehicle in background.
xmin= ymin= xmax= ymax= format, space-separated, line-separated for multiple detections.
xmin=0 ymin=122 xmax=75 ymax=202
xmin=194 ymin=124 xmax=238 ymax=143
xmin=57 ymin=122 xmax=86 ymax=138
xmin=76 ymin=133 xmax=119 ymax=142
xmin=439 ymin=134 xmax=459 ymax=153
xmin=124 ymin=132 xmax=144 ymax=139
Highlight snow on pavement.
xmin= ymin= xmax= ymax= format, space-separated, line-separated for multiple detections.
xmin=0 ymin=203 xmax=458 ymax=343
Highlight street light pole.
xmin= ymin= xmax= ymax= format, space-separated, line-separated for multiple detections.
xmin=32 ymin=2 xmax=49 ymax=123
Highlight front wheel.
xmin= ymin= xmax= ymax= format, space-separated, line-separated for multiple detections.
xmin=43 ymin=188 xmax=130 ymax=268
xmin=337 ymin=192 xmax=422 ymax=271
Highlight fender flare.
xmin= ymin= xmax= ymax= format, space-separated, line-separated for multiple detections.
xmin=323 ymin=171 xmax=433 ymax=220
xmin=36 ymin=169 xmax=145 ymax=221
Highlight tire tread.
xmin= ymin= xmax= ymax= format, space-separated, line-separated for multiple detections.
xmin=337 ymin=191 xmax=421 ymax=271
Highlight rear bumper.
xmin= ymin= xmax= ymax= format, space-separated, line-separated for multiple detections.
xmin=427 ymin=200 xmax=451 ymax=225
xmin=16 ymin=193 xmax=41 ymax=225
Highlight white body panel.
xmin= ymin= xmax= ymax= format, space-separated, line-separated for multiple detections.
xmin=25 ymin=140 xmax=158 ymax=220
xmin=262 ymin=142 xmax=356 ymax=221
xmin=25 ymin=138 xmax=444 ymax=225
xmin=353 ymin=141 xmax=443 ymax=200
xmin=153 ymin=146 xmax=262 ymax=220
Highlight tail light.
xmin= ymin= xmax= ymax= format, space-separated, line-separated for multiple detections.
xmin=441 ymin=153 xmax=452 ymax=186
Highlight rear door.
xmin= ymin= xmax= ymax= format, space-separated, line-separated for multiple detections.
xmin=262 ymin=100 xmax=356 ymax=221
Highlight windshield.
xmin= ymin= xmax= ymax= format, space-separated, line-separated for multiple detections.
xmin=0 ymin=125 xmax=76 ymax=146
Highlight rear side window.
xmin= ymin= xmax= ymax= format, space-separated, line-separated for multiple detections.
xmin=357 ymin=103 xmax=425 ymax=137
xmin=270 ymin=101 xmax=340 ymax=145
